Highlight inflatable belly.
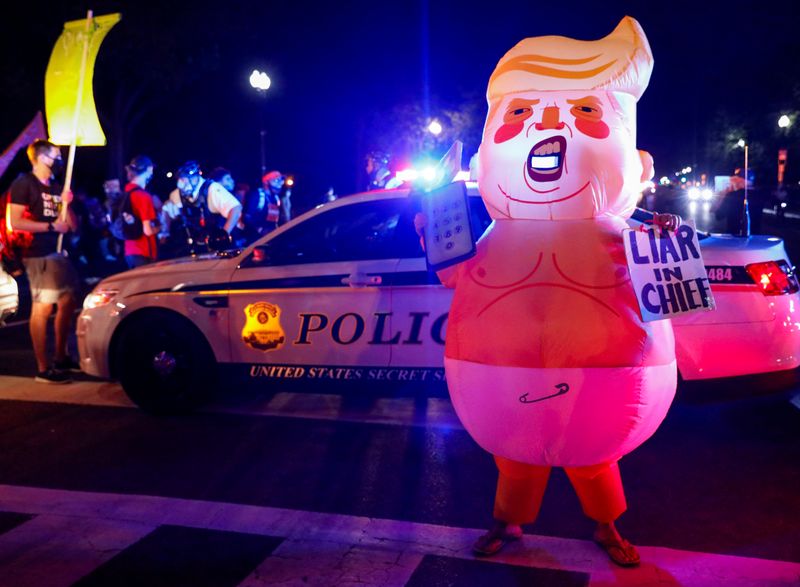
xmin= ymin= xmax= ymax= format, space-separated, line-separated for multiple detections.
xmin=444 ymin=217 xmax=677 ymax=467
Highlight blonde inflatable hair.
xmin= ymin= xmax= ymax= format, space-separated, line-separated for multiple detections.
xmin=487 ymin=16 xmax=653 ymax=110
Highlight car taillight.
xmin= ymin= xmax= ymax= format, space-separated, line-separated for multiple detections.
xmin=745 ymin=260 xmax=799 ymax=296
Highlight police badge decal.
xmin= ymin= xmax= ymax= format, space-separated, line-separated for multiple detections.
xmin=242 ymin=302 xmax=286 ymax=351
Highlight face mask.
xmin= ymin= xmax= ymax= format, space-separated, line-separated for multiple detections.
xmin=49 ymin=157 xmax=65 ymax=178
xmin=177 ymin=178 xmax=192 ymax=196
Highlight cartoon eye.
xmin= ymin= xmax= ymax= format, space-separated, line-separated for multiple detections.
xmin=570 ymin=103 xmax=603 ymax=121
xmin=503 ymin=106 xmax=533 ymax=124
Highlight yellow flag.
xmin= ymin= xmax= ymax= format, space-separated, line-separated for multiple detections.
xmin=45 ymin=13 xmax=121 ymax=146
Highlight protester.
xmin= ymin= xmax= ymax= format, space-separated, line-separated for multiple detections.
xmin=102 ymin=178 xmax=124 ymax=260
xmin=171 ymin=161 xmax=242 ymax=254
xmin=244 ymin=170 xmax=283 ymax=242
xmin=714 ymin=172 xmax=766 ymax=235
xmin=158 ymin=187 xmax=184 ymax=258
xmin=69 ymin=187 xmax=106 ymax=274
xmin=7 ymin=139 xmax=79 ymax=384
xmin=121 ymin=155 xmax=159 ymax=268
xmin=365 ymin=151 xmax=392 ymax=191
xmin=416 ymin=18 xmax=679 ymax=567
xmin=230 ymin=182 xmax=250 ymax=246
xmin=210 ymin=167 xmax=236 ymax=192
xmin=210 ymin=169 xmax=246 ymax=245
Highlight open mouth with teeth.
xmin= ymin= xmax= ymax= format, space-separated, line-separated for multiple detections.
xmin=527 ymin=136 xmax=566 ymax=182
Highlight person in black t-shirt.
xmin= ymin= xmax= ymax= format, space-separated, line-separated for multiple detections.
xmin=7 ymin=139 xmax=80 ymax=384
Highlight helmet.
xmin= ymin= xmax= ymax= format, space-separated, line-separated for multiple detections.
xmin=177 ymin=160 xmax=202 ymax=178
xmin=126 ymin=155 xmax=154 ymax=175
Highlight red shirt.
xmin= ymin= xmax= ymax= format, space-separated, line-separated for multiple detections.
xmin=123 ymin=183 xmax=158 ymax=259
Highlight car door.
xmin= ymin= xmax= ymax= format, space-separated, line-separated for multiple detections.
xmin=389 ymin=192 xmax=494 ymax=378
xmin=227 ymin=198 xmax=409 ymax=384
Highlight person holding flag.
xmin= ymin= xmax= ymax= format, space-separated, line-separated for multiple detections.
xmin=3 ymin=10 xmax=121 ymax=383
xmin=7 ymin=140 xmax=80 ymax=384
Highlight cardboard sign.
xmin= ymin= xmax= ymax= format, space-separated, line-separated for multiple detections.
xmin=624 ymin=221 xmax=715 ymax=322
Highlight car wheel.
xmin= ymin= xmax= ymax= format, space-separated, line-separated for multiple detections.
xmin=116 ymin=311 xmax=216 ymax=414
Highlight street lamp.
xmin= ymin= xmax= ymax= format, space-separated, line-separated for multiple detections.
xmin=778 ymin=114 xmax=791 ymax=129
xmin=427 ymin=119 xmax=443 ymax=135
xmin=249 ymin=69 xmax=272 ymax=176
xmin=734 ymin=138 xmax=750 ymax=237
xmin=249 ymin=69 xmax=271 ymax=92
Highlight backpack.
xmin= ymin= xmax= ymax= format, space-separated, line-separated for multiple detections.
xmin=111 ymin=185 xmax=144 ymax=241
xmin=0 ymin=189 xmax=33 ymax=276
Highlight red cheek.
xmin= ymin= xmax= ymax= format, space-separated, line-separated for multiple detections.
xmin=575 ymin=119 xmax=610 ymax=139
xmin=494 ymin=122 xmax=524 ymax=144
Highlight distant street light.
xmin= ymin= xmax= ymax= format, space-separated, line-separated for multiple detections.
xmin=778 ymin=114 xmax=791 ymax=129
xmin=249 ymin=69 xmax=272 ymax=175
xmin=737 ymin=138 xmax=746 ymax=148
xmin=427 ymin=119 xmax=443 ymax=135
xmin=249 ymin=69 xmax=271 ymax=92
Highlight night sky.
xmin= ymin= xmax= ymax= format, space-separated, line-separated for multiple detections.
xmin=1 ymin=0 xmax=798 ymax=211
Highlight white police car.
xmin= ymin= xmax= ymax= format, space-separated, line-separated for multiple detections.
xmin=0 ymin=264 xmax=19 ymax=325
xmin=77 ymin=184 xmax=800 ymax=412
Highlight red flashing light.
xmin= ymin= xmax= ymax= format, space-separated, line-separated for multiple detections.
xmin=745 ymin=260 xmax=799 ymax=296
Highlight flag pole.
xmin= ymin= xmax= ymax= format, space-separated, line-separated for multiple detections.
xmin=57 ymin=9 xmax=93 ymax=253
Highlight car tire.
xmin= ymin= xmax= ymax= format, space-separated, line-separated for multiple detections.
xmin=115 ymin=311 xmax=216 ymax=414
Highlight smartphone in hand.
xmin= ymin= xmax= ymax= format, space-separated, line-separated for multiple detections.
xmin=419 ymin=181 xmax=476 ymax=271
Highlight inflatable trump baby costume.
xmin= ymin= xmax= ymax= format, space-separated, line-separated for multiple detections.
xmin=436 ymin=17 xmax=677 ymax=566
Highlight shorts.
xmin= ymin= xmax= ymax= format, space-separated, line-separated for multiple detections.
xmin=23 ymin=254 xmax=80 ymax=305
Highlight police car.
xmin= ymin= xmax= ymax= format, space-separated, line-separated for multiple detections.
xmin=0 ymin=264 xmax=19 ymax=325
xmin=77 ymin=183 xmax=800 ymax=412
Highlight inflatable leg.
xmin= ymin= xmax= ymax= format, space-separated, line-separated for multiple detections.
xmin=493 ymin=455 xmax=551 ymax=525
xmin=564 ymin=461 xmax=627 ymax=523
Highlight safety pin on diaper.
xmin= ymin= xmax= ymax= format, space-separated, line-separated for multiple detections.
xmin=519 ymin=383 xmax=570 ymax=404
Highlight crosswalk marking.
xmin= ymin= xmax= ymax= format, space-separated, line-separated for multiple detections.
xmin=1 ymin=484 xmax=798 ymax=587
xmin=0 ymin=512 xmax=155 ymax=587
xmin=73 ymin=525 xmax=283 ymax=587
xmin=240 ymin=541 xmax=425 ymax=587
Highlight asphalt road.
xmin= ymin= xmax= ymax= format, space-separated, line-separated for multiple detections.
xmin=0 ymin=372 xmax=798 ymax=559
xmin=0 ymin=357 xmax=798 ymax=586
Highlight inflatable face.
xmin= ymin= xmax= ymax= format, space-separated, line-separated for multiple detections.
xmin=479 ymin=90 xmax=644 ymax=220
xmin=477 ymin=17 xmax=654 ymax=221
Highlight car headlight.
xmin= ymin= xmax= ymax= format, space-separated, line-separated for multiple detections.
xmin=687 ymin=187 xmax=700 ymax=201
xmin=83 ymin=288 xmax=119 ymax=309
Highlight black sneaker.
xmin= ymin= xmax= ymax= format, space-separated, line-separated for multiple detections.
xmin=35 ymin=369 xmax=72 ymax=384
xmin=53 ymin=356 xmax=81 ymax=373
